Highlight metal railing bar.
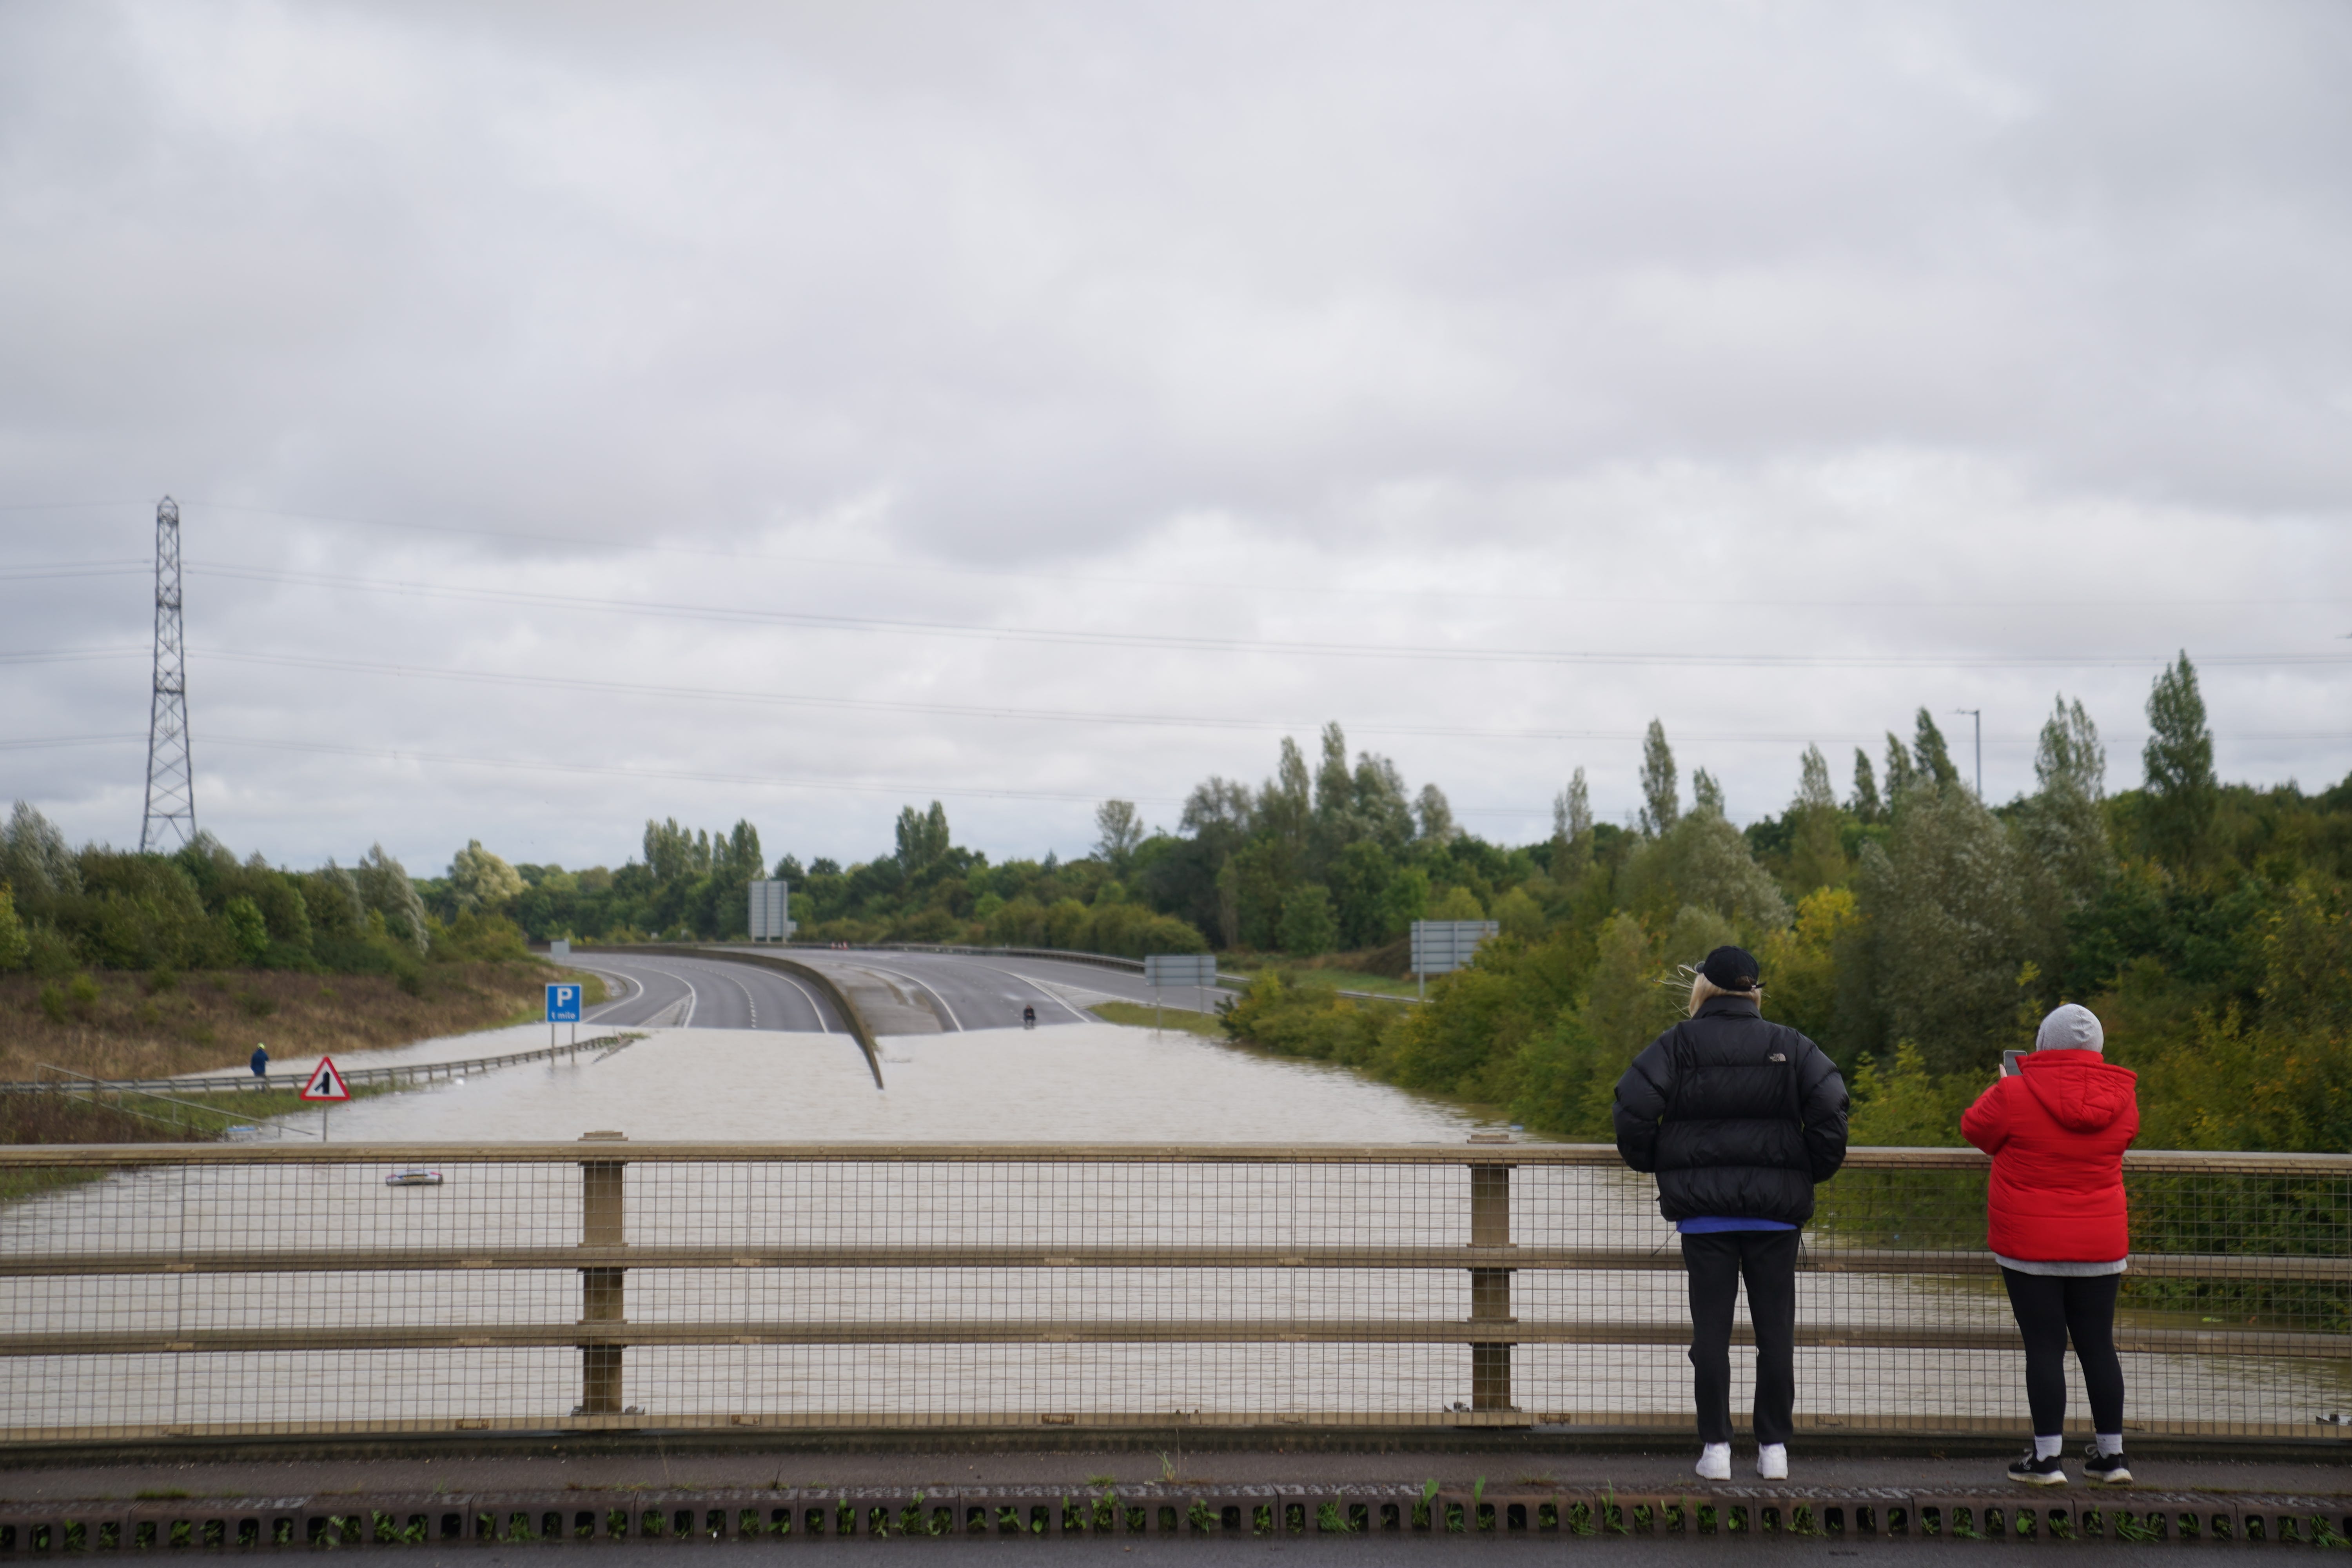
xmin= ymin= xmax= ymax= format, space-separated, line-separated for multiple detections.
xmin=4 ymin=1244 xmax=2342 ymax=1281
xmin=5 ymin=1321 xmax=2341 ymax=1357
xmin=1 ymin=1035 xmax=630 ymax=1097
xmin=0 ymin=1140 xmax=2343 ymax=1174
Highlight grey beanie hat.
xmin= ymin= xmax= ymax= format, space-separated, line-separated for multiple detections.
xmin=2034 ymin=1002 xmax=2105 ymax=1053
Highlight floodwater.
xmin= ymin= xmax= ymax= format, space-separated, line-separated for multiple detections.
xmin=5 ymin=1024 xmax=2327 ymax=1441
xmin=275 ymin=1022 xmax=1514 ymax=1144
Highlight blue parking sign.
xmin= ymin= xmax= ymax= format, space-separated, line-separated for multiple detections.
xmin=546 ymin=983 xmax=581 ymax=1023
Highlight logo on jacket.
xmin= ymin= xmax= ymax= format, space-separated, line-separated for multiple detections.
xmin=1768 ymin=1053 xmax=1787 ymax=1062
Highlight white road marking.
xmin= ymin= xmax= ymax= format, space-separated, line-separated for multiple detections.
xmin=854 ymin=961 xmax=966 ymax=1031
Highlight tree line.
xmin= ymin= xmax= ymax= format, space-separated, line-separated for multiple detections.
xmin=1223 ymin=655 xmax=2352 ymax=1154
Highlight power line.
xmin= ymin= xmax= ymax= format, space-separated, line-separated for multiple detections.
xmin=177 ymin=561 xmax=2352 ymax=670
xmin=182 ymin=647 xmax=2352 ymax=748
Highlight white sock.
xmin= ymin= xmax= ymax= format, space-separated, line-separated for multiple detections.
xmin=2033 ymin=1434 xmax=2064 ymax=1461
xmin=2095 ymin=1433 xmax=2123 ymax=1456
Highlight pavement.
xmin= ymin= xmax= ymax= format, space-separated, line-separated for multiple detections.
xmin=5 ymin=1444 xmax=2341 ymax=1504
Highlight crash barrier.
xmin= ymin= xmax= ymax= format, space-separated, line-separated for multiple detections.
xmin=593 ymin=947 xmax=880 ymax=1085
xmin=5 ymin=1483 xmax=2348 ymax=1552
xmin=0 ymin=1036 xmax=632 ymax=1099
xmin=0 ymin=1141 xmax=2342 ymax=1446
xmin=785 ymin=940 xmax=1416 ymax=1008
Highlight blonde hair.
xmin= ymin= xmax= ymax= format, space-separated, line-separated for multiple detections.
xmin=1688 ymin=971 xmax=1761 ymax=1017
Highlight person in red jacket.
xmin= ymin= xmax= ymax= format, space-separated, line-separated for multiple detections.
xmin=1961 ymin=1002 xmax=2139 ymax=1488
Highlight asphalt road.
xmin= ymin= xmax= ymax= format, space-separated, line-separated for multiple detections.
xmin=573 ymin=952 xmax=846 ymax=1033
xmin=566 ymin=947 xmax=1230 ymax=1035
xmin=783 ymin=947 xmax=1234 ymax=1032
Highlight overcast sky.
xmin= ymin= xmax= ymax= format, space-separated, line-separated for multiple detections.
xmin=2 ymin=0 xmax=2347 ymax=877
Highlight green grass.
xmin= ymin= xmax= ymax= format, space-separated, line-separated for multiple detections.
xmin=1281 ymin=969 xmax=1421 ymax=998
xmin=1089 ymin=1001 xmax=1226 ymax=1038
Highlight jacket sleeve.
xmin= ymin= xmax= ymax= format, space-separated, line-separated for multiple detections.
xmin=1960 ymin=1078 xmax=2008 ymax=1154
xmin=1611 ymin=1032 xmax=1676 ymax=1174
xmin=1795 ymin=1036 xmax=1849 ymax=1183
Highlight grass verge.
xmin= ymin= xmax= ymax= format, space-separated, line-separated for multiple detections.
xmin=1089 ymin=1000 xmax=1227 ymax=1038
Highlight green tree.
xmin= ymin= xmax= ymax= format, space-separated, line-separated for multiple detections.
xmin=1690 ymin=768 xmax=1724 ymax=817
xmin=1329 ymin=841 xmax=1399 ymax=948
xmin=1882 ymin=731 xmax=1918 ymax=800
xmin=1849 ymin=748 xmax=1882 ymax=824
xmin=1430 ymin=884 xmax=1485 ymax=921
xmin=895 ymin=801 xmax=953 ymax=876
xmin=1278 ymin=883 xmax=1338 ymax=956
xmin=1913 ymin=708 xmax=1960 ymax=790
xmin=1639 ymin=719 xmax=1679 ymax=836
xmin=447 ymin=839 xmax=526 ymax=912
xmin=1581 ymin=913 xmax=1678 ymax=1061
xmin=1853 ymin=785 xmax=2031 ymax=1076
xmin=354 ymin=844 xmax=429 ymax=953
xmin=1093 ymin=799 xmax=1143 ymax=870
xmin=1492 ymin=885 xmax=1545 ymax=942
xmin=1414 ymin=783 xmax=1457 ymax=846
xmin=1551 ymin=767 xmax=1594 ymax=887
xmin=2142 ymin=652 xmax=2218 ymax=872
xmin=1622 ymin=811 xmax=1790 ymax=936
xmin=1787 ymin=744 xmax=1849 ymax=893
xmin=222 ymin=897 xmax=270 ymax=963
xmin=0 ymin=885 xmax=27 ymax=969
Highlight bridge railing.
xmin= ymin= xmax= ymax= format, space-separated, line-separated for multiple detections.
xmin=0 ymin=1140 xmax=2342 ymax=1447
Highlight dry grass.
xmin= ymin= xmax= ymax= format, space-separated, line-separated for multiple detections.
xmin=0 ymin=962 xmax=606 ymax=1084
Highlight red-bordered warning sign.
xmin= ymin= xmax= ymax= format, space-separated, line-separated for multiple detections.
xmin=300 ymin=1056 xmax=352 ymax=1102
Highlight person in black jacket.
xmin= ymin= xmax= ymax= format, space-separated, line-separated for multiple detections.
xmin=1613 ymin=944 xmax=1848 ymax=1482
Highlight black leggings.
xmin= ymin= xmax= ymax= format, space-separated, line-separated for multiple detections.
xmin=2000 ymin=1268 xmax=2124 ymax=1437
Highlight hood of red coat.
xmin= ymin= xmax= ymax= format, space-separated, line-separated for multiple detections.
xmin=2020 ymin=1050 xmax=2137 ymax=1132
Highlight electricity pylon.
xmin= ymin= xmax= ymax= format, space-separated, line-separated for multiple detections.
xmin=139 ymin=496 xmax=196 ymax=853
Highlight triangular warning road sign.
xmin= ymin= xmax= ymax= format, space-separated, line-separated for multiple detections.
xmin=300 ymin=1056 xmax=352 ymax=1102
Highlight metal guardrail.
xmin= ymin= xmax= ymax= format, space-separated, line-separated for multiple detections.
xmin=0 ymin=1034 xmax=632 ymax=1097
xmin=0 ymin=1142 xmax=2342 ymax=1447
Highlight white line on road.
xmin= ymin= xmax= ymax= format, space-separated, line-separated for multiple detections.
xmin=856 ymin=961 xmax=966 ymax=1031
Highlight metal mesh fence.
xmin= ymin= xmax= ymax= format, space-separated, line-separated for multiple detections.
xmin=0 ymin=1140 xmax=2343 ymax=1444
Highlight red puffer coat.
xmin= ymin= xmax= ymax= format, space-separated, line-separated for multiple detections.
xmin=1961 ymin=1051 xmax=2139 ymax=1262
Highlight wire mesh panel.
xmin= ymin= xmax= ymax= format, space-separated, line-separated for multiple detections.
xmin=0 ymin=1142 xmax=2343 ymax=1443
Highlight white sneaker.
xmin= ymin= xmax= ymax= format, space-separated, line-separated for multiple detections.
xmin=1695 ymin=1443 xmax=1731 ymax=1481
xmin=1757 ymin=1443 xmax=1788 ymax=1479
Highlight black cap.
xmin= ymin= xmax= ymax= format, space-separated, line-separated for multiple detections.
xmin=1699 ymin=945 xmax=1760 ymax=991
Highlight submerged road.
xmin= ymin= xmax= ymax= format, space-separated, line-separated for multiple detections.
xmin=778 ymin=947 xmax=1236 ymax=1033
xmin=568 ymin=947 xmax=1233 ymax=1035
xmin=573 ymin=952 xmax=847 ymax=1033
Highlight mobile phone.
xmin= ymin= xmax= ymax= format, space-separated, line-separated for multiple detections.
xmin=2001 ymin=1050 xmax=2027 ymax=1078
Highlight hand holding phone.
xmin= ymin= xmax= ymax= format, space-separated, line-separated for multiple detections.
xmin=2000 ymin=1050 xmax=2026 ymax=1078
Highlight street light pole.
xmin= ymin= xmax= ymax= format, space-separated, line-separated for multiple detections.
xmin=1953 ymin=708 xmax=1982 ymax=797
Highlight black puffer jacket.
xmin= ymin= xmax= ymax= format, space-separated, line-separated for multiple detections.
xmin=1612 ymin=995 xmax=1849 ymax=1226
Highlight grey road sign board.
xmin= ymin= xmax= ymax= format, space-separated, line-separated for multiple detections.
xmin=1409 ymin=920 xmax=1498 ymax=977
xmin=1143 ymin=953 xmax=1219 ymax=988
xmin=748 ymin=880 xmax=793 ymax=941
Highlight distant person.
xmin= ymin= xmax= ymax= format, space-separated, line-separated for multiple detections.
xmin=1963 ymin=1003 xmax=2138 ymax=1488
xmin=1613 ymin=945 xmax=1849 ymax=1482
xmin=250 ymin=1043 xmax=269 ymax=1080
xmin=1022 ymin=1004 xmax=1036 ymax=1029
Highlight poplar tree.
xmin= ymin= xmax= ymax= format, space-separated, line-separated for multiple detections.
xmin=2142 ymin=652 xmax=2218 ymax=871
xmin=1639 ymin=720 xmax=1679 ymax=837
xmin=1849 ymin=749 xmax=1882 ymax=824
xmin=1913 ymin=708 xmax=1960 ymax=789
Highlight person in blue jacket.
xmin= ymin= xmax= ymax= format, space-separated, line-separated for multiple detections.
xmin=250 ymin=1043 xmax=269 ymax=1079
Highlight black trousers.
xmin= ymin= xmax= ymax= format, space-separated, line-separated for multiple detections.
xmin=2000 ymin=1268 xmax=2125 ymax=1437
xmin=1681 ymin=1229 xmax=1800 ymax=1446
